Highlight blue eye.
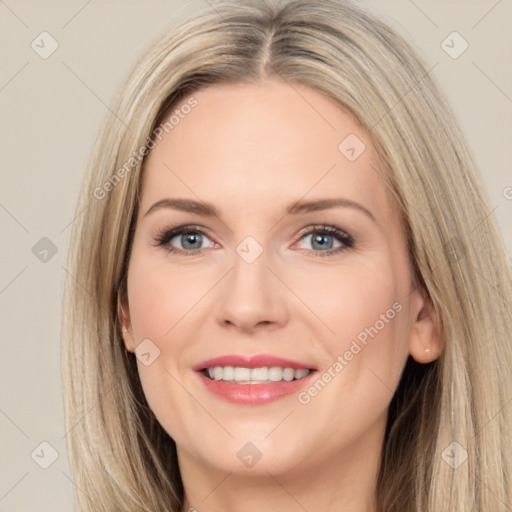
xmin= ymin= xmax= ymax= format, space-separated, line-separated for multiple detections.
xmin=153 ymin=224 xmax=354 ymax=256
xmin=154 ymin=225 xmax=214 ymax=254
xmin=295 ymin=225 xmax=354 ymax=256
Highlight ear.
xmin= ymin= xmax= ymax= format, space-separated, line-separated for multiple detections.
xmin=408 ymin=286 xmax=442 ymax=364
xmin=118 ymin=292 xmax=135 ymax=353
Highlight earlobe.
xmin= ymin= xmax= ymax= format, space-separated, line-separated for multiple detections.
xmin=408 ymin=288 xmax=443 ymax=364
xmin=121 ymin=325 xmax=135 ymax=353
xmin=118 ymin=295 xmax=135 ymax=353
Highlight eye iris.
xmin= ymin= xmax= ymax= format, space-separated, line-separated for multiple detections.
xmin=311 ymin=233 xmax=333 ymax=250
xmin=181 ymin=233 xmax=202 ymax=249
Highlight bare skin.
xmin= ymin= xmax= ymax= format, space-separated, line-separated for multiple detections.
xmin=120 ymin=78 xmax=441 ymax=512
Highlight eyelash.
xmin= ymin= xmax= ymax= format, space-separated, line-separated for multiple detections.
xmin=153 ymin=224 xmax=355 ymax=257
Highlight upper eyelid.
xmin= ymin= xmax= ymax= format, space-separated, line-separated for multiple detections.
xmin=157 ymin=223 xmax=349 ymax=238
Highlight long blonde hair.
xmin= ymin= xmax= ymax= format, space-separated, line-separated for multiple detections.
xmin=61 ymin=1 xmax=512 ymax=510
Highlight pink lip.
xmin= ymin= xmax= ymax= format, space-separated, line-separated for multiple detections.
xmin=193 ymin=354 xmax=317 ymax=406
xmin=193 ymin=354 xmax=316 ymax=371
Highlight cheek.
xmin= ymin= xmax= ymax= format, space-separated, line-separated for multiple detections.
xmin=302 ymin=262 xmax=408 ymax=354
xmin=125 ymin=250 xmax=219 ymax=444
xmin=295 ymin=261 xmax=410 ymax=427
xmin=127 ymin=251 xmax=210 ymax=341
xmin=297 ymin=262 xmax=410 ymax=405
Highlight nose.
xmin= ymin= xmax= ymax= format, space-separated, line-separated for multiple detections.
xmin=215 ymin=244 xmax=289 ymax=333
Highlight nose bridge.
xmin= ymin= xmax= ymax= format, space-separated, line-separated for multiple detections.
xmin=215 ymin=235 xmax=287 ymax=330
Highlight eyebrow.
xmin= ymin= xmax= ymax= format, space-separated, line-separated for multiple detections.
xmin=144 ymin=197 xmax=376 ymax=222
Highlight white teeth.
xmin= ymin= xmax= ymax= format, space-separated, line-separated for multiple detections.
xmin=283 ymin=368 xmax=295 ymax=382
xmin=234 ymin=367 xmax=251 ymax=381
xmin=294 ymin=369 xmax=310 ymax=379
xmin=251 ymin=367 xmax=269 ymax=381
xmin=223 ymin=366 xmax=234 ymax=380
xmin=268 ymin=367 xmax=283 ymax=382
xmin=204 ymin=366 xmax=311 ymax=383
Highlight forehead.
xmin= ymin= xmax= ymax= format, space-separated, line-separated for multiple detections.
xmin=140 ymin=79 xmax=394 ymax=219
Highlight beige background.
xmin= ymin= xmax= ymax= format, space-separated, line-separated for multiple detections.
xmin=0 ymin=0 xmax=511 ymax=510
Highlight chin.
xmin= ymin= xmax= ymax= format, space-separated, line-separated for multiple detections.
xmin=199 ymin=435 xmax=309 ymax=476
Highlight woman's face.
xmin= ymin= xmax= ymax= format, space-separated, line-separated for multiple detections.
xmin=122 ymin=78 xmax=438 ymax=479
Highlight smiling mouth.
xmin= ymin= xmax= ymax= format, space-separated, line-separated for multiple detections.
xmin=201 ymin=366 xmax=312 ymax=384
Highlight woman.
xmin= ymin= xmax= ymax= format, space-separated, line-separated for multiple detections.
xmin=61 ymin=0 xmax=512 ymax=511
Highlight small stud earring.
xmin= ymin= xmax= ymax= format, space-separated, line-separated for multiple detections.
xmin=425 ymin=347 xmax=431 ymax=353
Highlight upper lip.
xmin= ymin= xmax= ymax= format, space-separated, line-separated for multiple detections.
xmin=193 ymin=354 xmax=316 ymax=371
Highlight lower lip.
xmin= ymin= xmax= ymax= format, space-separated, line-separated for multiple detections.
xmin=197 ymin=371 xmax=316 ymax=405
